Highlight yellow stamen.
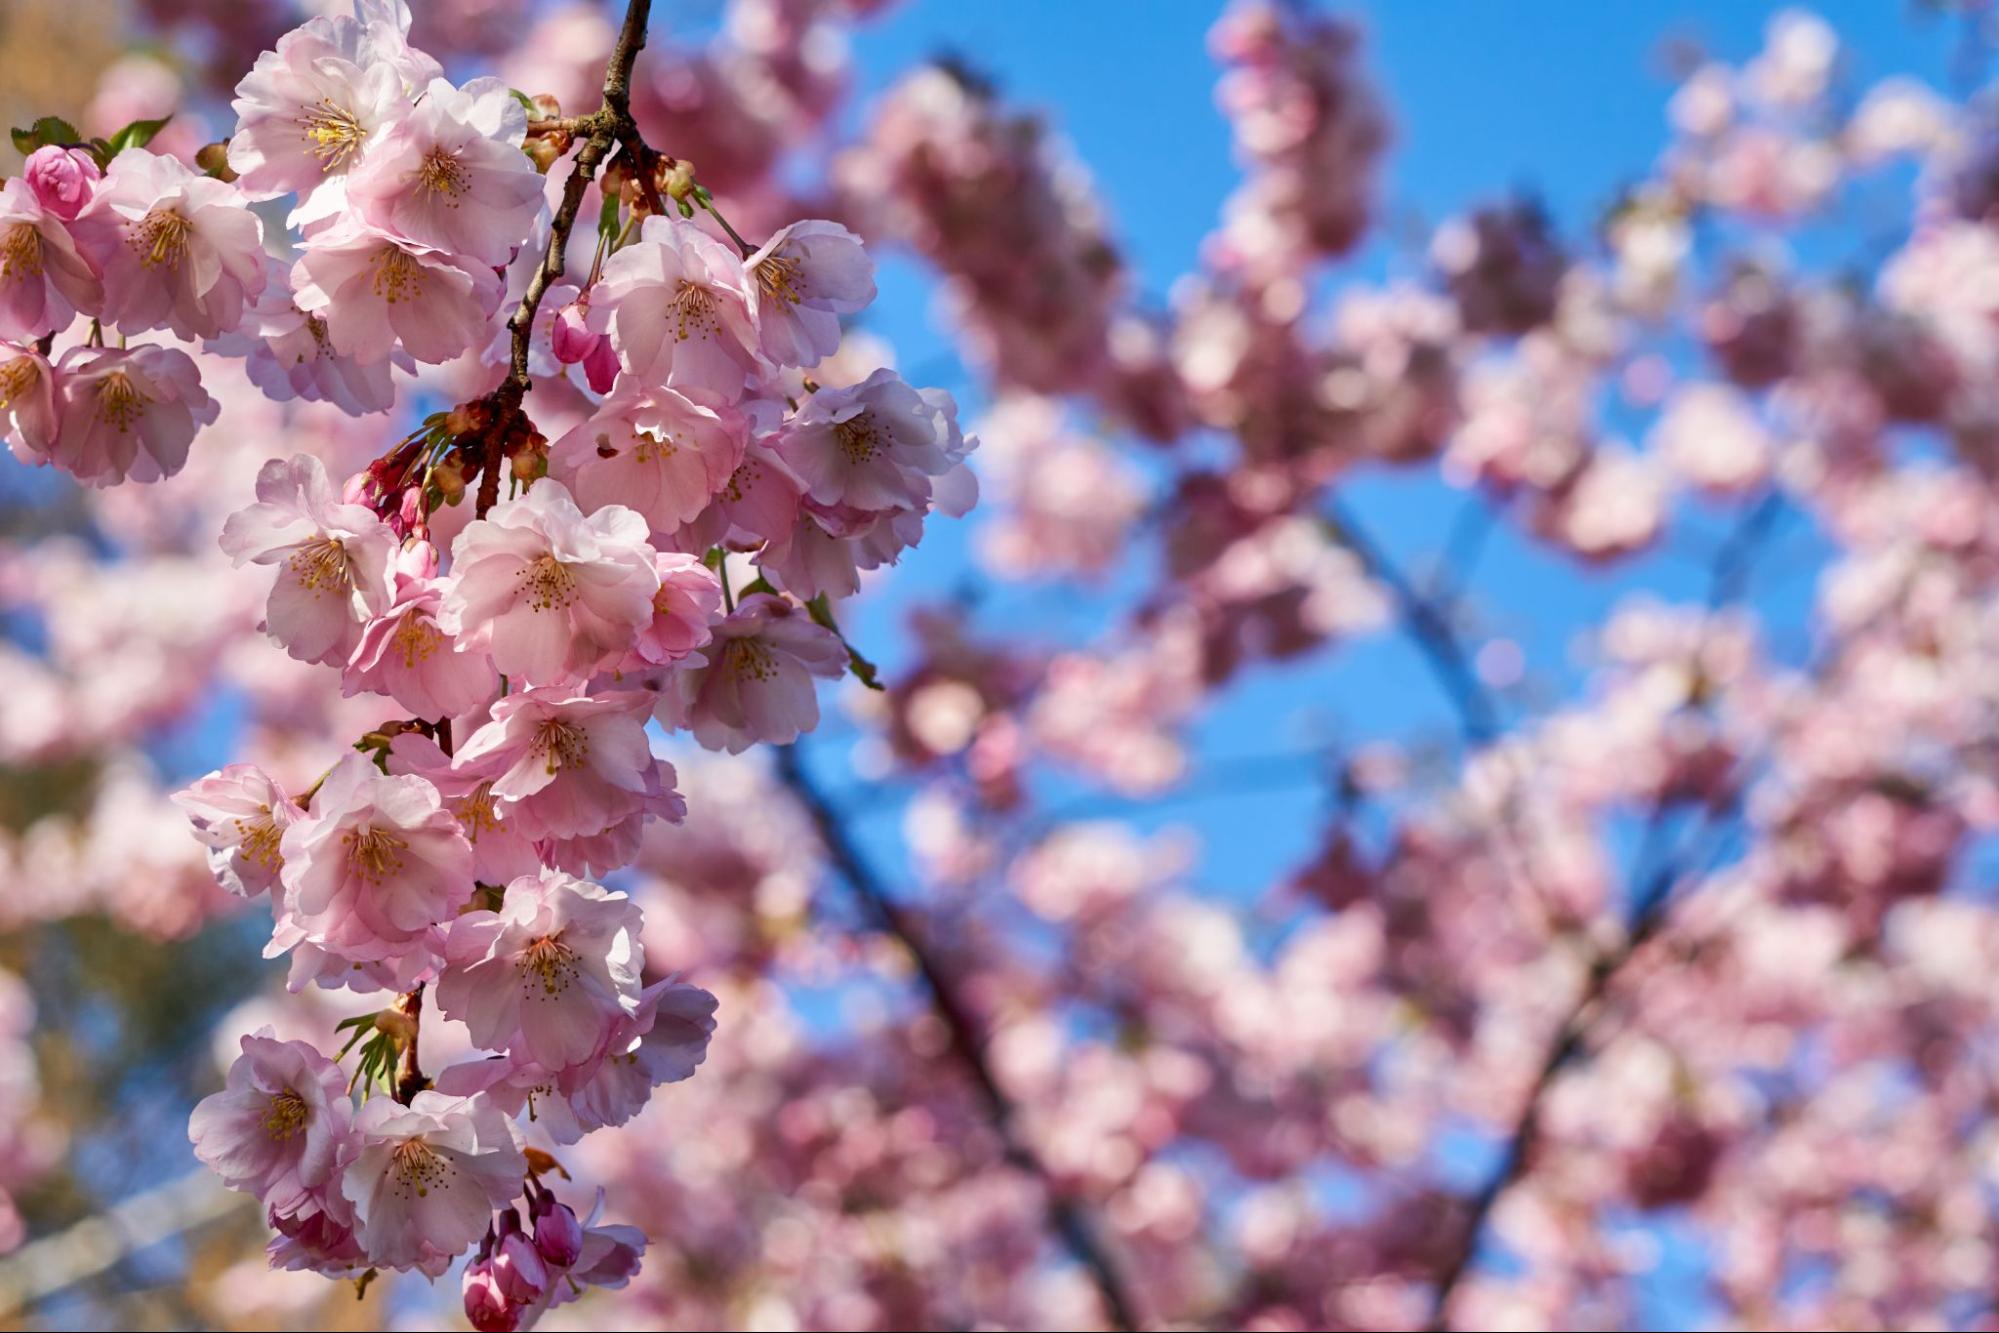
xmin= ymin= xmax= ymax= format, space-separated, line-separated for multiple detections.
xmin=343 ymin=824 xmax=407 ymax=883
xmin=130 ymin=209 xmax=193 ymax=271
xmin=285 ymin=537 xmax=352 ymax=595
xmin=94 ymin=372 xmax=148 ymax=432
xmin=264 ymin=1088 xmax=309 ymax=1141
xmin=516 ymin=554 xmax=579 ymax=612
xmin=300 ymin=100 xmax=368 ymax=172
xmin=0 ymin=222 xmax=43 ymax=283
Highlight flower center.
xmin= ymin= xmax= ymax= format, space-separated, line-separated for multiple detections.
xmin=833 ymin=411 xmax=884 ymax=465
xmin=670 ymin=280 xmax=720 ymax=342
xmin=0 ymin=222 xmax=43 ymax=283
xmin=517 ymin=554 xmax=579 ymax=612
xmin=519 ymin=934 xmax=580 ymax=997
xmin=369 ymin=245 xmax=424 ymax=304
xmin=0 ymin=356 xmax=38 ymax=409
xmin=631 ymin=428 xmax=677 ymax=464
xmin=264 ymin=1088 xmax=309 ymax=1141
xmin=94 ymin=372 xmax=148 ymax=431
xmin=344 ymin=824 xmax=407 ymax=883
xmin=285 ymin=537 xmax=352 ymax=595
xmin=726 ymin=637 xmax=778 ymax=683
xmin=752 ymin=251 xmax=805 ymax=306
xmin=388 ymin=1138 xmax=452 ymax=1199
xmin=393 ymin=610 xmax=442 ymax=668
xmin=531 ymin=719 xmax=589 ymax=775
xmin=300 ymin=99 xmax=368 ymax=172
xmin=416 ymin=147 xmax=469 ymax=201
xmin=234 ymin=808 xmax=284 ymax=868
xmin=131 ymin=208 xmax=192 ymax=271
xmin=456 ymin=781 xmax=503 ymax=841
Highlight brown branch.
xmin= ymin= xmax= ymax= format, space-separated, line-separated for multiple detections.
xmin=470 ymin=0 xmax=656 ymax=520
xmin=775 ymin=745 xmax=1142 ymax=1332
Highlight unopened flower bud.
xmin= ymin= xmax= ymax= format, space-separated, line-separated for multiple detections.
xmin=523 ymin=136 xmax=563 ymax=173
xmin=662 ymin=157 xmax=698 ymax=201
xmin=373 ymin=1007 xmax=416 ymax=1046
xmin=195 ymin=141 xmax=238 ymax=182
xmin=532 ymin=1199 xmax=583 ymax=1268
xmin=462 ymin=1259 xmax=517 ymax=1333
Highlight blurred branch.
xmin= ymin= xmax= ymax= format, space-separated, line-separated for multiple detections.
xmin=775 ymin=744 xmax=1142 ymax=1333
xmin=1424 ymin=491 xmax=1786 ymax=1330
xmin=0 ymin=1169 xmax=244 ymax=1320
xmin=1323 ymin=496 xmax=1501 ymax=745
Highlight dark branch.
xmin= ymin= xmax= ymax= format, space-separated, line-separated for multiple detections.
xmin=775 ymin=744 xmax=1142 ymax=1333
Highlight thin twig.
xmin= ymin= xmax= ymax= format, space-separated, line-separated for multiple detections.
xmin=775 ymin=744 xmax=1142 ymax=1332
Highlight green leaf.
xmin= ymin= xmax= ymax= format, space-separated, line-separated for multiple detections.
xmin=10 ymin=116 xmax=78 ymax=157
xmin=510 ymin=88 xmax=538 ymax=116
xmin=598 ymin=188 xmax=622 ymax=244
xmin=806 ymin=594 xmax=886 ymax=692
xmin=104 ymin=115 xmax=171 ymax=159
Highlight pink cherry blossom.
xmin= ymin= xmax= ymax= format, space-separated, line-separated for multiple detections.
xmin=387 ymin=733 xmax=543 ymax=887
xmin=660 ymin=436 xmax=805 ymax=553
xmin=71 ymin=150 xmax=267 ymax=341
xmin=220 ymin=454 xmax=399 ymax=666
xmin=743 ymin=219 xmax=876 ymax=368
xmin=172 ymin=763 xmax=305 ymax=899
xmin=550 ymin=291 xmax=620 ymax=393
xmin=22 ymin=145 xmax=101 ymax=221
xmin=654 ymin=592 xmax=847 ymax=752
xmin=552 ymin=978 xmax=717 ymax=1138
xmin=226 ymin=0 xmax=434 ymax=205
xmin=588 ymin=214 xmax=761 ymax=402
xmin=439 ymin=480 xmax=660 ymax=686
xmin=271 ymin=752 xmax=474 ymax=972
xmin=0 ymin=178 xmax=103 ymax=342
xmin=775 ymin=367 xmax=972 ymax=512
xmin=220 ymin=270 xmax=402 ymax=416
xmin=189 ymin=1030 xmax=354 ymax=1215
xmin=344 ymin=559 xmax=501 ymax=720
xmin=345 ymin=77 xmax=543 ymax=266
xmin=552 ymin=384 xmax=749 ymax=536
xmin=47 ymin=343 xmax=218 ymax=486
xmin=449 ymin=686 xmax=669 ymax=841
xmin=340 ymin=1090 xmax=525 ymax=1275
xmin=291 ymin=222 xmax=504 ymax=365
xmin=0 ymin=344 xmax=59 ymax=464
xmin=436 ymin=868 xmax=646 ymax=1073
xmin=623 ymin=551 xmax=722 ymax=668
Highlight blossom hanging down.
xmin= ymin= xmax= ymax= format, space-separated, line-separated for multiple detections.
xmin=439 ymin=480 xmax=660 ymax=686
xmin=220 ymin=454 xmax=399 ymax=665
xmin=340 ymin=1090 xmax=525 ymax=1275
xmin=436 ymin=868 xmax=646 ymax=1074
xmin=270 ymin=751 xmax=474 ymax=979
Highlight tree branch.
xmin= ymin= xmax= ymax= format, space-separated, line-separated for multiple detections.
xmin=774 ymin=744 xmax=1142 ymax=1332
xmin=1423 ymin=492 xmax=1786 ymax=1330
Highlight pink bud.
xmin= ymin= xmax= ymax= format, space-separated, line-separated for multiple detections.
xmin=23 ymin=146 xmax=100 ymax=222
xmin=493 ymin=1229 xmax=549 ymax=1304
xmin=582 ymin=335 xmax=621 ymax=394
xmin=533 ymin=1199 xmax=584 ymax=1268
xmin=550 ymin=298 xmax=597 ymax=365
xmin=462 ymin=1259 xmax=518 ymax=1333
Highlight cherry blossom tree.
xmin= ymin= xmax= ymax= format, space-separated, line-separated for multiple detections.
xmin=0 ymin=3 xmax=1995 ymax=1332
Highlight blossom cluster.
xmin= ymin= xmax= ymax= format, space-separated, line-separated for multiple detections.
xmin=0 ymin=0 xmax=971 ymax=1321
